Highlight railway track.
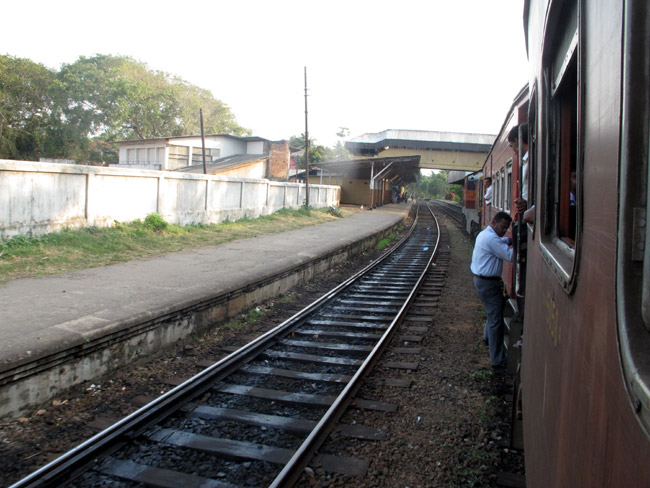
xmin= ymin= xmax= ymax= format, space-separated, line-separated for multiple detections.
xmin=12 ymin=203 xmax=446 ymax=488
xmin=430 ymin=200 xmax=463 ymax=225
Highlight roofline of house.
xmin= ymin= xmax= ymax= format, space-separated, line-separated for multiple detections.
xmin=117 ymin=134 xmax=276 ymax=145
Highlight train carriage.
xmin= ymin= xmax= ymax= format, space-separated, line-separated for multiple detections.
xmin=519 ymin=0 xmax=650 ymax=485
xmin=479 ymin=86 xmax=529 ymax=301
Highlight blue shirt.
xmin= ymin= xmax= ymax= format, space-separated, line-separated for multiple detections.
xmin=470 ymin=226 xmax=513 ymax=277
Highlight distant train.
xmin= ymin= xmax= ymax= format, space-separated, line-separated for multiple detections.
xmin=468 ymin=0 xmax=650 ymax=485
xmin=459 ymin=172 xmax=481 ymax=238
xmin=459 ymin=85 xmax=529 ymax=244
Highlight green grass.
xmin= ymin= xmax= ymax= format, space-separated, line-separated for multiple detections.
xmin=0 ymin=207 xmax=358 ymax=283
xmin=376 ymin=233 xmax=397 ymax=250
xmin=226 ymin=307 xmax=267 ymax=331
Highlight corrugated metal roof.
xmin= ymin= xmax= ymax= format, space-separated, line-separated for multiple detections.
xmin=345 ymin=129 xmax=496 ymax=156
xmin=316 ymin=155 xmax=421 ymax=185
xmin=118 ymin=134 xmax=272 ymax=145
xmin=174 ymin=154 xmax=265 ymax=174
xmin=347 ymin=129 xmax=496 ymax=146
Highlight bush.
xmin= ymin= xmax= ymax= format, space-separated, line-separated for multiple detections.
xmin=3 ymin=235 xmax=34 ymax=249
xmin=326 ymin=206 xmax=343 ymax=218
xmin=144 ymin=213 xmax=168 ymax=232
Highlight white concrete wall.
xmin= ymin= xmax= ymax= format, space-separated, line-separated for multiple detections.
xmin=246 ymin=141 xmax=265 ymax=155
xmin=0 ymin=160 xmax=341 ymax=240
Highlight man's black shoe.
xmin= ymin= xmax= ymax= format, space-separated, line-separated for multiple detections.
xmin=482 ymin=338 xmax=489 ymax=346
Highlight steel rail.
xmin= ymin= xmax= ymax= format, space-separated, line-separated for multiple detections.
xmin=10 ymin=207 xmax=423 ymax=488
xmin=269 ymin=203 xmax=441 ymax=487
xmin=431 ymin=199 xmax=464 ymax=224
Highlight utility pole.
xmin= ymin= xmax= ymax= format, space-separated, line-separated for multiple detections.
xmin=304 ymin=66 xmax=310 ymax=207
xmin=200 ymin=108 xmax=207 ymax=174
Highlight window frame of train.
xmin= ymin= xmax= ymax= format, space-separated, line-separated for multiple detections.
xmin=617 ymin=0 xmax=650 ymax=435
xmin=505 ymin=162 xmax=512 ymax=211
xmin=498 ymin=168 xmax=505 ymax=210
xmin=497 ymin=171 xmax=501 ymax=210
xmin=539 ymin=0 xmax=581 ymax=293
xmin=501 ymin=167 xmax=507 ymax=210
xmin=527 ymin=87 xmax=538 ymax=239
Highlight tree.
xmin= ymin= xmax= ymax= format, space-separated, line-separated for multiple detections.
xmin=416 ymin=171 xmax=451 ymax=199
xmin=333 ymin=127 xmax=351 ymax=160
xmin=0 ymin=54 xmax=251 ymax=164
xmin=0 ymin=55 xmax=59 ymax=159
xmin=289 ymin=134 xmax=334 ymax=169
xmin=58 ymin=55 xmax=250 ymax=143
xmin=174 ymin=82 xmax=250 ymax=137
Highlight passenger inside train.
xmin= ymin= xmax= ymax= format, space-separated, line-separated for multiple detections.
xmin=483 ymin=177 xmax=492 ymax=207
xmin=509 ymin=124 xmax=534 ymax=224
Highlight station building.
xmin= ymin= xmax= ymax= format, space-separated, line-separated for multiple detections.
xmin=345 ymin=129 xmax=494 ymax=172
xmin=111 ymin=129 xmax=495 ymax=209
xmin=314 ymin=155 xmax=420 ymax=207
xmin=308 ymin=129 xmax=495 ymax=206
xmin=114 ymin=134 xmax=291 ymax=180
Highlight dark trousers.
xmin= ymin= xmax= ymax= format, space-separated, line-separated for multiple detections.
xmin=473 ymin=276 xmax=506 ymax=367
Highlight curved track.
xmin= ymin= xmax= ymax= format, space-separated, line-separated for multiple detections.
xmin=429 ymin=200 xmax=463 ymax=225
xmin=12 ymin=203 xmax=443 ymax=488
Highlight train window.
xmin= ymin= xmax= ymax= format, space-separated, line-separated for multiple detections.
xmin=498 ymin=172 xmax=503 ymax=210
xmin=496 ymin=170 xmax=500 ymax=209
xmin=552 ymin=61 xmax=578 ymax=245
xmin=539 ymin=0 xmax=580 ymax=290
xmin=500 ymin=170 xmax=504 ymax=209
xmin=527 ymin=88 xmax=537 ymax=230
xmin=504 ymin=160 xmax=512 ymax=210
xmin=618 ymin=0 xmax=650 ymax=434
xmin=501 ymin=168 xmax=506 ymax=209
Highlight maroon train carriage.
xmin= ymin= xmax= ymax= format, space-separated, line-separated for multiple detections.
xmin=519 ymin=0 xmax=650 ymax=485
xmin=479 ymin=85 xmax=529 ymax=302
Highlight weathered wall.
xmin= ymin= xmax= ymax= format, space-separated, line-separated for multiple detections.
xmin=340 ymin=178 xmax=372 ymax=206
xmin=0 ymin=160 xmax=340 ymax=239
xmin=268 ymin=141 xmax=289 ymax=179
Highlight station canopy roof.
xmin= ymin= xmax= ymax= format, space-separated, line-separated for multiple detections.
xmin=345 ymin=129 xmax=495 ymax=156
xmin=315 ymin=155 xmax=421 ymax=187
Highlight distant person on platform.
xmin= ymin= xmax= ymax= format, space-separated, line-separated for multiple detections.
xmin=483 ymin=177 xmax=493 ymax=207
xmin=509 ymin=124 xmax=534 ymax=224
xmin=471 ymin=211 xmax=513 ymax=369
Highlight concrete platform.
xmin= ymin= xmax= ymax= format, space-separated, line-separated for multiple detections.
xmin=0 ymin=204 xmax=411 ymax=419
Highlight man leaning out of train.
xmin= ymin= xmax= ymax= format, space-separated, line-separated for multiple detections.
xmin=470 ymin=211 xmax=513 ymax=369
